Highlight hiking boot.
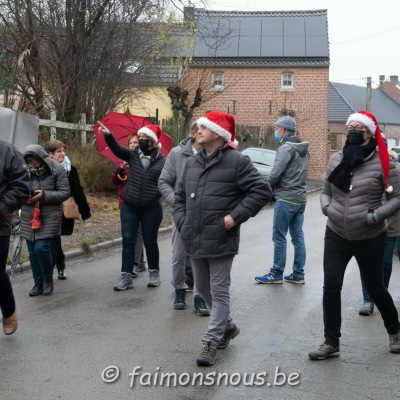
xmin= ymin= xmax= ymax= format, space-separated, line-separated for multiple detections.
xmin=29 ymin=284 xmax=43 ymax=297
xmin=43 ymin=281 xmax=54 ymax=296
xmin=194 ymin=295 xmax=210 ymax=316
xmin=196 ymin=341 xmax=217 ymax=366
xmin=389 ymin=331 xmax=400 ymax=353
xmin=255 ymin=273 xmax=283 ymax=284
xmin=58 ymin=269 xmax=67 ymax=280
xmin=359 ymin=302 xmax=374 ymax=316
xmin=173 ymin=289 xmax=187 ymax=310
xmin=2 ymin=311 xmax=17 ymax=335
xmin=308 ymin=344 xmax=340 ymax=360
xmin=147 ymin=269 xmax=160 ymax=287
xmin=113 ymin=272 xmax=134 ymax=291
xmin=132 ymin=264 xmax=139 ymax=277
xmin=218 ymin=323 xmax=240 ymax=349
xmin=138 ymin=261 xmax=147 ymax=272
xmin=284 ymin=273 xmax=305 ymax=284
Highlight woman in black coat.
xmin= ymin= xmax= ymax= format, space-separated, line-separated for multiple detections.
xmin=46 ymin=140 xmax=91 ymax=280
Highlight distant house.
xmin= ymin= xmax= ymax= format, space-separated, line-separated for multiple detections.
xmin=379 ymin=75 xmax=400 ymax=105
xmin=182 ymin=6 xmax=330 ymax=178
xmin=329 ymin=81 xmax=400 ymax=151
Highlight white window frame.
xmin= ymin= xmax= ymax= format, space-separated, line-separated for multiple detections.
xmin=281 ymin=73 xmax=294 ymax=91
xmin=211 ymin=72 xmax=224 ymax=91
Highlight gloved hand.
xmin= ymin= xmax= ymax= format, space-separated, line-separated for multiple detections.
xmin=367 ymin=210 xmax=378 ymax=225
xmin=116 ymin=166 xmax=125 ymax=176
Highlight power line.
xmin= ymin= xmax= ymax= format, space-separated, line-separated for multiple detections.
xmin=331 ymin=25 xmax=400 ymax=45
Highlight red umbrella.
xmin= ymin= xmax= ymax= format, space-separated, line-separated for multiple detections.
xmin=93 ymin=111 xmax=173 ymax=164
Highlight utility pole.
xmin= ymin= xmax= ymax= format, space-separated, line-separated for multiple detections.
xmin=366 ymin=77 xmax=372 ymax=111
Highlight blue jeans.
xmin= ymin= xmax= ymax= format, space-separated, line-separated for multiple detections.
xmin=270 ymin=200 xmax=306 ymax=278
xmin=0 ymin=235 xmax=15 ymax=318
xmin=26 ymin=239 xmax=53 ymax=285
xmin=361 ymin=236 xmax=396 ymax=303
xmin=120 ymin=202 xmax=163 ymax=274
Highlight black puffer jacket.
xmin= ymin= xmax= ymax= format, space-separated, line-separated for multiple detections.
xmin=20 ymin=145 xmax=70 ymax=241
xmin=174 ymin=145 xmax=272 ymax=258
xmin=104 ymin=133 xmax=165 ymax=208
xmin=0 ymin=140 xmax=30 ymax=236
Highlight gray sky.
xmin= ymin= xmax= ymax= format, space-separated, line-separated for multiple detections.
xmin=190 ymin=0 xmax=400 ymax=88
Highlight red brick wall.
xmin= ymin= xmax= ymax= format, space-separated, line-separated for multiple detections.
xmin=184 ymin=66 xmax=330 ymax=179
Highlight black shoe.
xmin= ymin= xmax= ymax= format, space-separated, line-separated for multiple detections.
xmin=196 ymin=341 xmax=217 ymax=366
xmin=43 ymin=282 xmax=54 ymax=296
xmin=194 ymin=295 xmax=210 ymax=316
xmin=29 ymin=284 xmax=43 ymax=297
xmin=218 ymin=323 xmax=240 ymax=349
xmin=173 ymin=289 xmax=187 ymax=310
xmin=58 ymin=269 xmax=67 ymax=280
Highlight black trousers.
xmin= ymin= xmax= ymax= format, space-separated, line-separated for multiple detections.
xmin=51 ymin=236 xmax=65 ymax=270
xmin=0 ymin=236 xmax=15 ymax=318
xmin=323 ymin=227 xmax=400 ymax=347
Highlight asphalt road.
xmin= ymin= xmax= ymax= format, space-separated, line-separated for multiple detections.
xmin=1 ymin=192 xmax=399 ymax=400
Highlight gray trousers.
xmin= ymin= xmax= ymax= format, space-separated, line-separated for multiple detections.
xmin=191 ymin=255 xmax=234 ymax=345
xmin=134 ymin=224 xmax=144 ymax=264
xmin=171 ymin=223 xmax=198 ymax=295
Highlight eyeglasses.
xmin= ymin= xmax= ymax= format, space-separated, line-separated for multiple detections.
xmin=346 ymin=125 xmax=368 ymax=133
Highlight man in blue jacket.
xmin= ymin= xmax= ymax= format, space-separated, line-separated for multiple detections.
xmin=0 ymin=139 xmax=30 ymax=334
xmin=174 ymin=111 xmax=272 ymax=366
xmin=255 ymin=115 xmax=310 ymax=284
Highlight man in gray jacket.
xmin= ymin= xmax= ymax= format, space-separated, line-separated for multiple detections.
xmin=174 ymin=111 xmax=272 ymax=366
xmin=255 ymin=115 xmax=310 ymax=284
xmin=158 ymin=123 xmax=209 ymax=316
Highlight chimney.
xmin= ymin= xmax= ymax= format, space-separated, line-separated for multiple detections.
xmin=389 ymin=75 xmax=398 ymax=85
xmin=379 ymin=75 xmax=385 ymax=84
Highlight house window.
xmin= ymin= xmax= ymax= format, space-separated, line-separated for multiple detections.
xmin=281 ymin=73 xmax=293 ymax=91
xmin=211 ymin=72 xmax=224 ymax=91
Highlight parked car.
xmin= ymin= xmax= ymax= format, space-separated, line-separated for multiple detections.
xmin=391 ymin=146 xmax=400 ymax=154
xmin=241 ymin=147 xmax=276 ymax=178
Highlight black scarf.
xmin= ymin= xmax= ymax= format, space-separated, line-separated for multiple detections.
xmin=327 ymin=138 xmax=377 ymax=192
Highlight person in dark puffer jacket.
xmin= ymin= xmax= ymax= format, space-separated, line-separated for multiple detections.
xmin=174 ymin=111 xmax=272 ymax=367
xmin=98 ymin=122 xmax=165 ymax=290
xmin=21 ymin=145 xmax=70 ymax=297
xmin=45 ymin=140 xmax=91 ymax=280
xmin=309 ymin=110 xmax=400 ymax=361
xmin=0 ymin=140 xmax=30 ymax=335
xmin=110 ymin=134 xmax=146 ymax=275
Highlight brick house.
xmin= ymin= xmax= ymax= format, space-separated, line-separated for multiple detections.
xmin=379 ymin=75 xmax=400 ymax=105
xmin=329 ymin=80 xmax=400 ymax=152
xmin=182 ymin=7 xmax=330 ymax=179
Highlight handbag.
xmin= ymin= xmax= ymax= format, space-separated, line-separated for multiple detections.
xmin=63 ymin=196 xmax=80 ymax=219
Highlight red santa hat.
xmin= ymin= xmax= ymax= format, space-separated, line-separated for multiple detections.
xmin=137 ymin=124 xmax=162 ymax=147
xmin=197 ymin=111 xmax=238 ymax=147
xmin=347 ymin=110 xmax=392 ymax=192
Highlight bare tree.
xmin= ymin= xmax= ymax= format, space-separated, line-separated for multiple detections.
xmin=0 ymin=0 xmax=185 ymax=122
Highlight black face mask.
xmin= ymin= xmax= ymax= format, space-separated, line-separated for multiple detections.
xmin=346 ymin=131 xmax=365 ymax=146
xmin=138 ymin=139 xmax=150 ymax=151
